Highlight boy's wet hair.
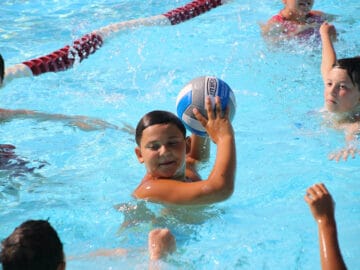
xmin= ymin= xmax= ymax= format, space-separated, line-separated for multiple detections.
xmin=135 ymin=110 xmax=186 ymax=145
xmin=334 ymin=57 xmax=360 ymax=91
xmin=0 ymin=54 xmax=4 ymax=85
xmin=0 ymin=220 xmax=64 ymax=270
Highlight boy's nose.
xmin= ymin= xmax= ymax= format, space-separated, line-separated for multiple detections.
xmin=329 ymin=85 xmax=338 ymax=96
xmin=159 ymin=145 xmax=169 ymax=155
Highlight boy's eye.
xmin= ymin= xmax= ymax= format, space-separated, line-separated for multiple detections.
xmin=146 ymin=143 xmax=161 ymax=150
xmin=168 ymin=141 xmax=180 ymax=146
xmin=326 ymin=82 xmax=332 ymax=87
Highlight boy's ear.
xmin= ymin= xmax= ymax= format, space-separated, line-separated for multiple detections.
xmin=135 ymin=147 xmax=144 ymax=163
xmin=185 ymin=136 xmax=191 ymax=154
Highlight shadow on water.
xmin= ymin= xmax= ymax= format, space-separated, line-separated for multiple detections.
xmin=0 ymin=144 xmax=48 ymax=201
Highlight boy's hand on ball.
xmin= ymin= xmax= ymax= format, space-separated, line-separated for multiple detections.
xmin=193 ymin=96 xmax=234 ymax=144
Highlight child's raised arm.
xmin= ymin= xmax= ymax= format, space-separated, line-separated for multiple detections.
xmin=320 ymin=22 xmax=337 ymax=79
xmin=304 ymin=183 xmax=347 ymax=270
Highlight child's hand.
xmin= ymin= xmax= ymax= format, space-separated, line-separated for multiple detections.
xmin=320 ymin=22 xmax=337 ymax=40
xmin=304 ymin=183 xmax=335 ymax=224
xmin=148 ymin=228 xmax=176 ymax=260
xmin=193 ymin=96 xmax=234 ymax=144
xmin=328 ymin=147 xmax=360 ymax=162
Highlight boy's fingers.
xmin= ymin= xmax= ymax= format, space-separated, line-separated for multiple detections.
xmin=206 ymin=97 xmax=215 ymax=119
xmin=215 ymin=96 xmax=221 ymax=117
xmin=193 ymin=108 xmax=207 ymax=127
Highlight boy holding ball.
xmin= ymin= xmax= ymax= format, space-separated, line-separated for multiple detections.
xmin=133 ymin=96 xmax=236 ymax=205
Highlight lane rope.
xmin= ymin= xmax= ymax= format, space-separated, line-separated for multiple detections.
xmin=2 ymin=0 xmax=228 ymax=87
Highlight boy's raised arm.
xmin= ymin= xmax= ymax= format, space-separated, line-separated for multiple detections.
xmin=320 ymin=22 xmax=337 ymax=79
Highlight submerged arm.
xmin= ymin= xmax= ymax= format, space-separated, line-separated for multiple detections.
xmin=0 ymin=108 xmax=118 ymax=131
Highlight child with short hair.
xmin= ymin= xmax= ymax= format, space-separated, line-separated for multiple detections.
xmin=261 ymin=0 xmax=330 ymax=42
xmin=0 ymin=220 xmax=66 ymax=270
xmin=320 ymin=22 xmax=360 ymax=161
xmin=133 ymin=96 xmax=236 ymax=205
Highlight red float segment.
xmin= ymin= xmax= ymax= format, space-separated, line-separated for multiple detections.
xmin=23 ymin=33 xmax=103 ymax=76
xmin=163 ymin=0 xmax=223 ymax=25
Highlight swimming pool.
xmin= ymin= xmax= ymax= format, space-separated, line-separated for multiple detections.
xmin=1 ymin=0 xmax=359 ymax=269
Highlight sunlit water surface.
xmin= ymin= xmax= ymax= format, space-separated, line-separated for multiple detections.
xmin=0 ymin=1 xmax=359 ymax=269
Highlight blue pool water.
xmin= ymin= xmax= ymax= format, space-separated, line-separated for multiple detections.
xmin=1 ymin=0 xmax=360 ymax=269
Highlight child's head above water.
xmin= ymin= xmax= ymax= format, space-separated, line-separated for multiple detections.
xmin=0 ymin=220 xmax=65 ymax=270
xmin=135 ymin=110 xmax=189 ymax=180
xmin=324 ymin=57 xmax=360 ymax=114
xmin=135 ymin=110 xmax=186 ymax=146
xmin=282 ymin=0 xmax=314 ymax=15
xmin=334 ymin=57 xmax=360 ymax=91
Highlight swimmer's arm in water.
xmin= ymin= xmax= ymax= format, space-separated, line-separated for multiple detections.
xmin=68 ymin=228 xmax=175 ymax=263
xmin=320 ymin=22 xmax=337 ymax=79
xmin=328 ymin=122 xmax=360 ymax=162
xmin=0 ymin=108 xmax=118 ymax=131
xmin=133 ymin=97 xmax=236 ymax=205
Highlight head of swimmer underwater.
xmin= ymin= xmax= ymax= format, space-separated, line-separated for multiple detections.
xmin=282 ymin=0 xmax=314 ymax=17
xmin=323 ymin=57 xmax=360 ymax=119
xmin=135 ymin=110 xmax=190 ymax=180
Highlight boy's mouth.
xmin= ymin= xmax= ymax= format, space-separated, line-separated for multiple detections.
xmin=326 ymin=98 xmax=337 ymax=105
xmin=159 ymin=160 xmax=175 ymax=166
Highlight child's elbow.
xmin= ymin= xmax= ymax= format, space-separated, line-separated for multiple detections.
xmin=223 ymin=185 xmax=235 ymax=199
xmin=216 ymin=183 xmax=234 ymax=202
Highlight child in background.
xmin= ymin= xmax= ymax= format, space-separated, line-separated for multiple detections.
xmin=320 ymin=22 xmax=360 ymax=161
xmin=304 ymin=183 xmax=347 ymax=270
xmin=133 ymin=96 xmax=236 ymax=205
xmin=261 ymin=0 xmax=330 ymax=43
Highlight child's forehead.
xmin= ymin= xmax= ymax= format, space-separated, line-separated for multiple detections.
xmin=142 ymin=123 xmax=184 ymax=140
xmin=329 ymin=68 xmax=352 ymax=80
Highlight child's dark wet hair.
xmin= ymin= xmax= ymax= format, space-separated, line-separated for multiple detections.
xmin=0 ymin=220 xmax=64 ymax=270
xmin=135 ymin=110 xmax=186 ymax=145
xmin=0 ymin=54 xmax=4 ymax=85
xmin=334 ymin=57 xmax=360 ymax=91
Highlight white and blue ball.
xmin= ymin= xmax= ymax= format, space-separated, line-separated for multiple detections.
xmin=176 ymin=76 xmax=236 ymax=137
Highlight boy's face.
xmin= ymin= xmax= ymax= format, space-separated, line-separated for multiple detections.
xmin=283 ymin=0 xmax=314 ymax=15
xmin=324 ymin=68 xmax=360 ymax=113
xmin=135 ymin=123 xmax=188 ymax=179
